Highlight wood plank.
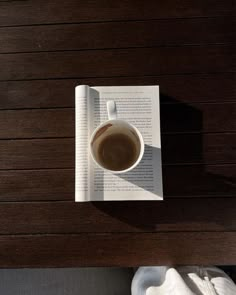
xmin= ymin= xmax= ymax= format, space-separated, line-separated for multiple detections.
xmin=0 ymin=165 xmax=235 ymax=201
xmin=0 ymin=74 xmax=235 ymax=109
xmin=0 ymin=232 xmax=235 ymax=267
xmin=163 ymin=165 xmax=236 ymax=197
xmin=0 ymin=138 xmax=74 ymax=170
xmin=0 ymin=199 xmax=235 ymax=234
xmin=0 ymin=103 xmax=235 ymax=139
xmin=0 ymin=109 xmax=75 ymax=139
xmin=0 ymin=45 xmax=234 ymax=81
xmin=162 ymin=133 xmax=235 ymax=165
xmin=161 ymin=103 xmax=236 ymax=133
xmin=0 ymin=18 xmax=234 ymax=53
xmin=0 ymin=169 xmax=74 ymax=201
xmin=0 ymin=0 xmax=234 ymax=27
xmin=0 ymin=134 xmax=234 ymax=169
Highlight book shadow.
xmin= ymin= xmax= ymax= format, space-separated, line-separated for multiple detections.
xmin=92 ymin=92 xmax=235 ymax=230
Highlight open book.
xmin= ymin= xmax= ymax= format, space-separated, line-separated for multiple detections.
xmin=75 ymin=85 xmax=163 ymax=201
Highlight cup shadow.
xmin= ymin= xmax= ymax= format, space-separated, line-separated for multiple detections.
xmin=92 ymin=91 xmax=235 ymax=230
xmin=117 ymin=144 xmax=162 ymax=197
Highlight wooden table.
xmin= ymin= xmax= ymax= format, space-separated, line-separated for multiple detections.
xmin=0 ymin=1 xmax=235 ymax=267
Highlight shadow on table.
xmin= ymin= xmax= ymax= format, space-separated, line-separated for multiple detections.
xmin=92 ymin=92 xmax=235 ymax=230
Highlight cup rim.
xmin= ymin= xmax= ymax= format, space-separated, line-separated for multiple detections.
xmin=89 ymin=119 xmax=144 ymax=174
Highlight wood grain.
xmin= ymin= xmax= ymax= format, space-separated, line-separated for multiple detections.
xmin=0 ymin=18 xmax=234 ymax=53
xmin=0 ymin=109 xmax=75 ymax=139
xmin=0 ymin=164 xmax=235 ymax=201
xmin=0 ymin=103 xmax=235 ymax=139
xmin=0 ymin=169 xmax=74 ymax=201
xmin=0 ymin=232 xmax=235 ymax=267
xmin=0 ymin=45 xmax=234 ymax=81
xmin=0 ymin=74 xmax=235 ymax=110
xmin=0 ymin=0 xmax=235 ymax=268
xmin=163 ymin=165 xmax=236 ymax=197
xmin=162 ymin=133 xmax=235 ymax=165
xmin=0 ymin=0 xmax=234 ymax=27
xmin=161 ymin=103 xmax=236 ymax=133
xmin=0 ymin=199 xmax=235 ymax=234
xmin=0 ymin=134 xmax=235 ymax=169
xmin=0 ymin=139 xmax=74 ymax=170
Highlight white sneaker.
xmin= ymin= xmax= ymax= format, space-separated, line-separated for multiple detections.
xmin=131 ymin=266 xmax=236 ymax=295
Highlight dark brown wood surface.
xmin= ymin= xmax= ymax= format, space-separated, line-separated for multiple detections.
xmin=0 ymin=103 xmax=235 ymax=138
xmin=0 ymin=0 xmax=234 ymax=26
xmin=0 ymin=233 xmax=235 ymax=267
xmin=1 ymin=164 xmax=235 ymax=201
xmin=0 ymin=1 xmax=235 ymax=267
xmin=0 ymin=199 xmax=236 ymax=234
xmin=0 ymin=46 xmax=234 ymax=80
xmin=1 ymin=74 xmax=235 ymax=109
xmin=0 ymin=18 xmax=234 ymax=53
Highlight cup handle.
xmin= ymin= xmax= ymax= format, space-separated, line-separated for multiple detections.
xmin=107 ymin=100 xmax=117 ymax=120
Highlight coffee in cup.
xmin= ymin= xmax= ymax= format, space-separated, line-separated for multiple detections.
xmin=90 ymin=101 xmax=144 ymax=174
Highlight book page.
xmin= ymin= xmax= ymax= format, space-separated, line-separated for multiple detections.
xmin=75 ymin=85 xmax=90 ymax=201
xmin=88 ymin=86 xmax=163 ymax=201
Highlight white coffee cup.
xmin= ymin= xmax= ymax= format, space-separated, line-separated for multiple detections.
xmin=90 ymin=101 xmax=144 ymax=174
